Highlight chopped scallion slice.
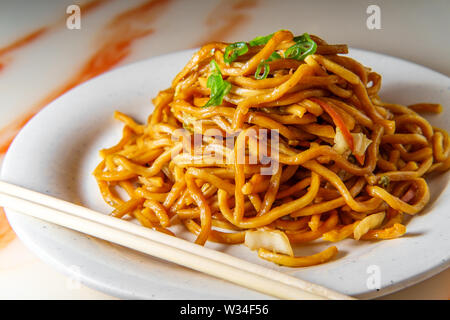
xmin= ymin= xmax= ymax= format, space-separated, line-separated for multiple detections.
xmin=285 ymin=33 xmax=317 ymax=61
xmin=379 ymin=175 xmax=390 ymax=189
xmin=224 ymin=42 xmax=248 ymax=64
xmin=253 ymin=51 xmax=281 ymax=80
xmin=203 ymin=60 xmax=231 ymax=108
xmin=255 ymin=60 xmax=270 ymax=80
xmin=249 ymin=33 xmax=274 ymax=47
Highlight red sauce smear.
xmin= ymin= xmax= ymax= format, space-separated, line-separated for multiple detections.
xmin=0 ymin=208 xmax=15 ymax=249
xmin=0 ymin=0 xmax=172 ymax=156
xmin=0 ymin=24 xmax=52 ymax=247
xmin=0 ymin=0 xmax=111 ymax=74
xmin=79 ymin=0 xmax=111 ymax=15
xmin=0 ymin=0 xmax=172 ymax=246
xmin=0 ymin=27 xmax=48 ymax=73
xmin=0 ymin=27 xmax=48 ymax=58
xmin=195 ymin=0 xmax=259 ymax=46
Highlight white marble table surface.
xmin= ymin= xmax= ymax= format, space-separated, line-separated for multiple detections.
xmin=0 ymin=0 xmax=448 ymax=299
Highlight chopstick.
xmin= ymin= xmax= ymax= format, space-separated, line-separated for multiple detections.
xmin=0 ymin=181 xmax=355 ymax=300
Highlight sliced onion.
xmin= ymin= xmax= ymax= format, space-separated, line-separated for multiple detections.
xmin=333 ymin=127 xmax=372 ymax=157
xmin=245 ymin=229 xmax=294 ymax=256
xmin=352 ymin=131 xmax=372 ymax=156
xmin=333 ymin=127 xmax=350 ymax=155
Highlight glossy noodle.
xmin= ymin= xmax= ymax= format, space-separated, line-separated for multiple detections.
xmin=94 ymin=30 xmax=449 ymax=267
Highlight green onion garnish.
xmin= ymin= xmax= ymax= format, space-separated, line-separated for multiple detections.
xmin=267 ymin=51 xmax=281 ymax=61
xmin=285 ymin=33 xmax=317 ymax=61
xmin=253 ymin=51 xmax=282 ymax=80
xmin=379 ymin=175 xmax=390 ymax=189
xmin=255 ymin=60 xmax=270 ymax=80
xmin=223 ymin=31 xmax=316 ymax=81
xmin=293 ymin=33 xmax=310 ymax=42
xmin=224 ymin=42 xmax=248 ymax=64
xmin=249 ymin=33 xmax=274 ymax=47
xmin=203 ymin=60 xmax=231 ymax=108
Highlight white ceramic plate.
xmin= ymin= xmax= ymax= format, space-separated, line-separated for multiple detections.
xmin=2 ymin=49 xmax=449 ymax=299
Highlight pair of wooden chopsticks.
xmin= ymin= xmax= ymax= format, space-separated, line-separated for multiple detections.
xmin=0 ymin=181 xmax=355 ymax=300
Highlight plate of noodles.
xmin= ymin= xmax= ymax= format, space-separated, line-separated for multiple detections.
xmin=2 ymin=30 xmax=449 ymax=299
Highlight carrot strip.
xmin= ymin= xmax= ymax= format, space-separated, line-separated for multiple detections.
xmin=311 ymin=98 xmax=366 ymax=165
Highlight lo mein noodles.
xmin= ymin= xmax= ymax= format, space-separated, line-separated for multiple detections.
xmin=94 ymin=30 xmax=449 ymax=267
